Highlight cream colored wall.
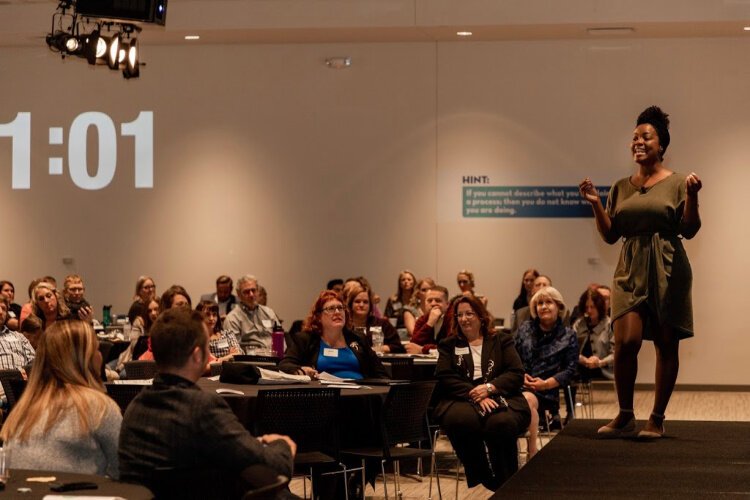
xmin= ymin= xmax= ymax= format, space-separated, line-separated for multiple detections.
xmin=1 ymin=37 xmax=747 ymax=384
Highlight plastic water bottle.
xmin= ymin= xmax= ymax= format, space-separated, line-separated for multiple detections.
xmin=271 ymin=325 xmax=285 ymax=358
xmin=102 ymin=305 xmax=112 ymax=327
xmin=370 ymin=326 xmax=384 ymax=354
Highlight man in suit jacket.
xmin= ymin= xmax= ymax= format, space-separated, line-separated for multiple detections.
xmin=200 ymin=274 xmax=238 ymax=320
xmin=118 ymin=308 xmax=295 ymax=493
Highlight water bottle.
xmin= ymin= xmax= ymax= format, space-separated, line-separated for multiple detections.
xmin=102 ymin=305 xmax=112 ymax=327
xmin=271 ymin=324 xmax=285 ymax=358
xmin=370 ymin=326 xmax=384 ymax=354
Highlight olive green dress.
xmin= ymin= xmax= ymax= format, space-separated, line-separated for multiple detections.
xmin=605 ymin=172 xmax=698 ymax=340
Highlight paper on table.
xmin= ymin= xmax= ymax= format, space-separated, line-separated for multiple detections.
xmin=326 ymin=384 xmax=363 ymax=389
xmin=317 ymin=372 xmax=354 ymax=383
xmin=257 ymin=367 xmax=311 ymax=384
xmin=111 ymin=379 xmax=152 ymax=385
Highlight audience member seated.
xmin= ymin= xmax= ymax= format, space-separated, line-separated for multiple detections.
xmin=138 ymin=286 xmax=191 ymax=361
xmin=403 ymin=277 xmax=435 ymax=337
xmin=200 ymin=274 xmax=237 ymax=321
xmin=326 ymin=278 xmax=344 ymax=296
xmin=62 ymin=274 xmax=94 ymax=321
xmin=118 ymin=308 xmax=295 ymax=490
xmin=573 ymin=289 xmax=614 ymax=381
xmin=196 ymin=300 xmax=242 ymax=363
xmin=0 ymin=297 xmax=35 ymax=405
xmin=512 ymin=268 xmax=539 ymax=313
xmin=515 ymin=287 xmax=578 ymax=456
xmin=1 ymin=320 xmax=121 ymax=478
xmin=279 ymin=290 xmax=388 ymax=380
xmin=224 ymin=275 xmax=280 ymax=351
xmin=127 ymin=276 xmax=157 ymax=325
xmin=114 ymin=297 xmax=160 ymax=374
xmin=345 ymin=284 xmax=405 ymax=354
xmin=456 ymin=269 xmax=489 ymax=309
xmin=406 ymin=285 xmax=451 ymax=354
xmin=344 ymin=276 xmax=383 ymax=318
xmin=511 ymin=275 xmax=571 ymax=335
xmin=435 ymin=295 xmax=531 ymax=491
xmin=257 ymin=285 xmax=268 ymax=306
xmin=384 ymin=270 xmax=417 ymax=330
xmin=19 ymin=277 xmax=47 ymax=328
xmin=0 ymin=280 xmax=22 ymax=331
xmin=19 ymin=315 xmax=43 ymax=351
xmin=30 ymin=281 xmax=70 ymax=330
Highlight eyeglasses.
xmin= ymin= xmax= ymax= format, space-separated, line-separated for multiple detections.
xmin=457 ymin=280 xmax=470 ymax=285
xmin=321 ymin=305 xmax=345 ymax=314
xmin=240 ymin=288 xmax=257 ymax=296
xmin=457 ymin=311 xmax=476 ymax=320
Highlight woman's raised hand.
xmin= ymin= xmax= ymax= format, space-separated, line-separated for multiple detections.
xmin=686 ymin=172 xmax=702 ymax=196
xmin=579 ymin=178 xmax=600 ymax=204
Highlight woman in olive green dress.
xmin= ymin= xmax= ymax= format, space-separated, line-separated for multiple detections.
xmin=579 ymin=106 xmax=702 ymax=439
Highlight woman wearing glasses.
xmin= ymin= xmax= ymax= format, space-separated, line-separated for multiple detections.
xmin=435 ymin=295 xmax=530 ymax=491
xmin=279 ymin=290 xmax=388 ymax=380
xmin=456 ymin=269 xmax=489 ymax=308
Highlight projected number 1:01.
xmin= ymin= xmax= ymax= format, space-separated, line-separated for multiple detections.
xmin=0 ymin=111 xmax=154 ymax=190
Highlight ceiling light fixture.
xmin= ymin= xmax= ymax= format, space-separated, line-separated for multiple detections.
xmin=325 ymin=57 xmax=352 ymax=69
xmin=456 ymin=31 xmax=473 ymax=37
xmin=184 ymin=35 xmax=200 ymax=40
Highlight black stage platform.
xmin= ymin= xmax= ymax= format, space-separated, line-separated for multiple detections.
xmin=495 ymin=419 xmax=750 ymax=499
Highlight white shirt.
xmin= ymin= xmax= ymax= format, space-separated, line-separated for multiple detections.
xmin=470 ymin=343 xmax=483 ymax=380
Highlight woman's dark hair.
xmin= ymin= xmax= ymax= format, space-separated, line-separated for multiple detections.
xmin=448 ymin=294 xmax=494 ymax=339
xmin=636 ymin=105 xmax=670 ymax=160
xmin=577 ymin=289 xmax=607 ymax=325
xmin=161 ymin=285 xmax=192 ymax=309
xmin=195 ymin=299 xmax=220 ymax=332
xmin=140 ymin=297 xmax=162 ymax=335
xmin=513 ymin=268 xmax=539 ymax=310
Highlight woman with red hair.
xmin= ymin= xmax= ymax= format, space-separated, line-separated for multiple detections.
xmin=279 ymin=290 xmax=388 ymax=380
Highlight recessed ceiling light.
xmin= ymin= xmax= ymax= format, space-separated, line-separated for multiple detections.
xmin=744 ymin=26 xmax=750 ymax=31
xmin=456 ymin=31 xmax=473 ymax=37
xmin=184 ymin=35 xmax=200 ymax=40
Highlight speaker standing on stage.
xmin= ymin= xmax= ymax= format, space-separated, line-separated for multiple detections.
xmin=579 ymin=105 xmax=702 ymax=439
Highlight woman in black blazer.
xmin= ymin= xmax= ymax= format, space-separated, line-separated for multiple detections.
xmin=435 ymin=295 xmax=531 ymax=491
xmin=279 ymin=290 xmax=388 ymax=380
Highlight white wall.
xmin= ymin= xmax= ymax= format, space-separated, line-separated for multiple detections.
xmin=1 ymin=36 xmax=747 ymax=384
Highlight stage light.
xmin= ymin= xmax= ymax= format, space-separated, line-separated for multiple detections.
xmin=123 ymin=38 xmax=140 ymax=79
xmin=107 ymin=33 xmax=121 ymax=69
xmin=84 ymin=30 xmax=107 ymax=64
xmin=118 ymin=41 xmax=128 ymax=64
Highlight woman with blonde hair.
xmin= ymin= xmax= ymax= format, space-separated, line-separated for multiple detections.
xmin=30 ymin=281 xmax=71 ymax=330
xmin=1 ymin=320 xmax=122 ymax=478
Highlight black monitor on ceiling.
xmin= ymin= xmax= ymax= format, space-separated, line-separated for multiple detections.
xmin=75 ymin=0 xmax=168 ymax=26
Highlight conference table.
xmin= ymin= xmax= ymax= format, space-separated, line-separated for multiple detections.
xmin=0 ymin=469 xmax=152 ymax=499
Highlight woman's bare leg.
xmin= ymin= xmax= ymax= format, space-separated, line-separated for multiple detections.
xmin=606 ymin=310 xmax=644 ymax=428
xmin=645 ymin=324 xmax=679 ymax=434
xmin=522 ymin=392 xmax=540 ymax=456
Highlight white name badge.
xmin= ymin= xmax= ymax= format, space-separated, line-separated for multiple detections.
xmin=216 ymin=339 xmax=229 ymax=349
xmin=323 ymin=348 xmax=339 ymax=357
xmin=262 ymin=319 xmax=273 ymax=329
xmin=455 ymin=347 xmax=470 ymax=355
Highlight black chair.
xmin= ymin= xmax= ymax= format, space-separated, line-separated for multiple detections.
xmin=382 ymin=357 xmax=414 ymax=380
xmin=124 ymin=360 xmax=158 ymax=379
xmin=242 ymin=474 xmax=290 ymax=499
xmin=99 ymin=340 xmax=113 ymax=381
xmin=255 ymin=388 xmax=352 ymax=499
xmin=0 ymin=369 xmax=25 ymax=411
xmin=342 ymin=381 xmax=439 ymax=500
xmin=105 ymin=383 xmax=146 ymax=413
